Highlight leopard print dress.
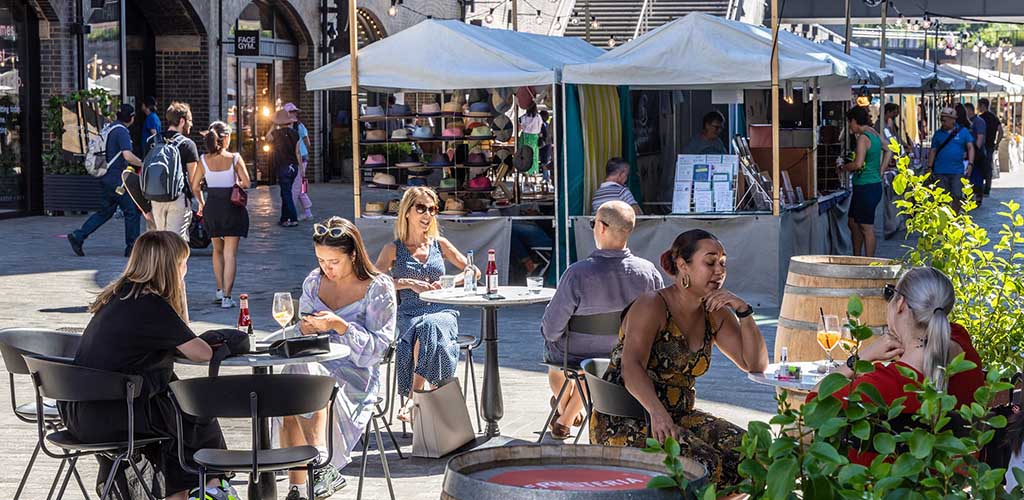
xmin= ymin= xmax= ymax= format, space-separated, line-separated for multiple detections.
xmin=589 ymin=292 xmax=745 ymax=488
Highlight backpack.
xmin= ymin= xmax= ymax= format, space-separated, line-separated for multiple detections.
xmin=85 ymin=122 xmax=126 ymax=177
xmin=141 ymin=133 xmax=186 ymax=202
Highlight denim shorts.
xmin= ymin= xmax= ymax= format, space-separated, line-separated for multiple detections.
xmin=850 ymin=182 xmax=883 ymax=225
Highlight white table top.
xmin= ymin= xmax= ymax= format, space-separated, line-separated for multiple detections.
xmin=419 ymin=286 xmax=555 ymax=307
xmin=175 ymin=343 xmax=350 ymax=368
xmin=747 ymin=361 xmax=831 ymax=393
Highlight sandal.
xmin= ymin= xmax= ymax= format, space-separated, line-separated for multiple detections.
xmin=397 ymin=401 xmax=414 ymax=423
xmin=550 ymin=396 xmax=585 ymax=427
xmin=549 ymin=421 xmax=571 ymax=440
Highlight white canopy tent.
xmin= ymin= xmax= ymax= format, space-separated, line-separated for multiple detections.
xmin=562 ymin=13 xmax=859 ymax=89
xmin=769 ymin=30 xmax=892 ymax=87
xmin=305 ymin=19 xmax=603 ymax=92
xmin=944 ymin=64 xmax=1021 ymax=95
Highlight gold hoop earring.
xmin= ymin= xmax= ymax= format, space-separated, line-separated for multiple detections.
xmin=683 ymin=274 xmax=691 ymax=289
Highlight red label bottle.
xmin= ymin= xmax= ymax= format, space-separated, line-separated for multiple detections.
xmin=486 ymin=249 xmax=498 ymax=294
xmin=237 ymin=293 xmax=253 ymax=336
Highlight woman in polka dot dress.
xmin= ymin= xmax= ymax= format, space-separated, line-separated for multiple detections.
xmin=375 ymin=187 xmax=478 ymax=422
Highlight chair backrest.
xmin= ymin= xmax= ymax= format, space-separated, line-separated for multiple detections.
xmin=581 ymin=358 xmax=646 ymax=419
xmin=170 ymin=374 xmax=336 ymax=419
xmin=568 ymin=311 xmax=623 ymax=337
xmin=25 ymin=356 xmax=142 ymax=402
xmin=0 ymin=328 xmax=81 ymax=375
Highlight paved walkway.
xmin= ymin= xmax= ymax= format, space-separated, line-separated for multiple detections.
xmin=1 ymin=169 xmax=1021 ymax=499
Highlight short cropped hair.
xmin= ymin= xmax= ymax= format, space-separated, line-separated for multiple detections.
xmin=605 ymin=157 xmax=629 ymax=178
xmin=702 ymin=110 xmax=725 ymax=128
xmin=166 ymin=101 xmax=192 ymax=127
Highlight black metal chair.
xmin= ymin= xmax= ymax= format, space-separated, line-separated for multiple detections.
xmin=169 ymin=374 xmax=338 ymax=500
xmin=537 ymin=311 xmax=622 ymax=443
xmin=457 ymin=334 xmax=482 ymax=432
xmin=0 ymin=328 xmax=91 ymax=500
xmin=25 ymin=356 xmax=167 ymax=500
xmin=580 ymin=358 xmax=651 ymax=439
xmin=357 ymin=342 xmax=404 ymax=500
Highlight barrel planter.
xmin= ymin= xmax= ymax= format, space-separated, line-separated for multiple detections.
xmin=441 ymin=445 xmax=706 ymax=500
xmin=776 ymin=256 xmax=901 ymax=404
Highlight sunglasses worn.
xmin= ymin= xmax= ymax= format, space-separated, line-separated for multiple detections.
xmin=414 ymin=203 xmax=438 ymax=216
xmin=883 ymin=283 xmax=901 ymax=302
xmin=589 ymin=219 xmax=609 ymax=229
xmin=314 ymin=224 xmax=347 ymax=238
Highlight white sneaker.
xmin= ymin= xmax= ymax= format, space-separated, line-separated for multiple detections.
xmin=221 ymin=297 xmax=237 ymax=309
xmin=214 ymin=289 xmax=224 ymax=304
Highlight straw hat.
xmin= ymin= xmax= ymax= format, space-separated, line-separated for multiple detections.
xmin=940 ymin=107 xmax=957 ymax=119
xmin=273 ymin=109 xmax=295 ymax=126
xmin=364 ymin=201 xmax=386 ymax=215
xmin=440 ymin=197 xmax=467 ymax=215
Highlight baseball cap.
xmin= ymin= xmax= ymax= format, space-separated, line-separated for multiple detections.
xmin=283 ymin=102 xmax=301 ymax=113
xmin=940 ymin=107 xmax=956 ymax=119
xmin=116 ymin=103 xmax=135 ymax=121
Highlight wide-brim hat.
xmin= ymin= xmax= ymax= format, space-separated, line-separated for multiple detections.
xmin=364 ymin=154 xmax=388 ymax=167
xmin=467 ymin=175 xmax=492 ymax=191
xmin=273 ymin=109 xmax=295 ymax=125
xmin=440 ymin=197 xmax=467 ymax=215
xmin=493 ymin=114 xmax=513 ymax=142
xmin=361 ymin=105 xmax=385 ymax=121
xmin=395 ymin=154 xmax=422 ymax=168
xmin=408 ymin=167 xmax=432 ymax=175
xmin=364 ymin=129 xmax=388 ymax=142
xmin=516 ymin=86 xmax=536 ymax=109
xmin=389 ymin=103 xmax=412 ymax=116
xmin=940 ymin=107 xmax=957 ymax=119
xmin=442 ymin=101 xmax=463 ymax=114
xmin=407 ymin=176 xmax=428 ymax=187
xmin=283 ymin=102 xmax=301 ymax=113
xmin=465 ymin=151 xmax=490 ymax=166
xmin=442 ymin=127 xmax=465 ymax=138
xmin=364 ymin=201 xmax=386 ymax=214
xmin=371 ymin=172 xmax=397 ymax=186
xmin=465 ymin=101 xmax=496 ymax=117
xmin=390 ymin=128 xmax=410 ymax=140
xmin=427 ymin=152 xmax=452 ymax=167
xmin=439 ymin=178 xmax=458 ymax=190
xmin=490 ymin=88 xmax=513 ymax=114
xmin=469 ymin=126 xmax=495 ymax=141
xmin=494 ymin=148 xmax=513 ymax=167
xmin=412 ymin=125 xmax=436 ymax=140
xmin=419 ymin=102 xmax=442 ymax=116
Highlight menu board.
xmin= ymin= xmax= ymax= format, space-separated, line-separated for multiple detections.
xmin=672 ymin=155 xmax=738 ymax=213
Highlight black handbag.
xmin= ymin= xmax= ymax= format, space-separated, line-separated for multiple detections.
xmin=267 ymin=334 xmax=331 ymax=358
xmin=199 ymin=328 xmax=252 ymax=376
xmin=188 ymin=212 xmax=211 ymax=249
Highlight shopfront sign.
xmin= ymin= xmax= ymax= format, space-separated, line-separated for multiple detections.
xmin=235 ymin=30 xmax=260 ymax=57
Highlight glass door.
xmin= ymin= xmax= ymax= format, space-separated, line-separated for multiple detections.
xmin=237 ymin=61 xmax=274 ymax=183
xmin=0 ymin=2 xmax=27 ymax=213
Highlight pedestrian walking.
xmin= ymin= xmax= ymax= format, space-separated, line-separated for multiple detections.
xmin=978 ymin=98 xmax=1002 ymax=196
xmin=144 ymin=101 xmax=198 ymax=240
xmin=141 ymin=96 xmax=161 ymax=145
xmin=965 ymin=102 xmax=987 ymax=206
xmin=927 ymin=107 xmax=975 ymax=212
xmin=840 ymin=105 xmax=887 ymax=257
xmin=268 ymin=109 xmax=301 ymax=227
xmin=193 ymin=121 xmax=250 ymax=309
xmin=284 ymin=102 xmax=313 ymax=220
xmin=67 ymin=104 xmax=144 ymax=257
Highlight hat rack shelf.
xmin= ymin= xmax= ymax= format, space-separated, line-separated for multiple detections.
xmin=358 ymin=113 xmax=500 ymax=122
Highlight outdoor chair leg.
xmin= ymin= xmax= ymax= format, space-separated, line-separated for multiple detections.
xmin=356 ymin=420 xmax=372 ymax=500
xmin=128 ymin=458 xmax=159 ymax=500
xmin=54 ymin=457 xmax=78 ymax=500
xmin=306 ymin=464 xmax=315 ymax=500
xmin=45 ymin=457 xmax=67 ymax=500
xmin=537 ymin=378 xmax=570 ymax=443
xmin=376 ymin=405 xmax=405 ymax=460
xmin=198 ymin=469 xmax=206 ymax=500
xmin=571 ymin=375 xmax=591 ymax=445
xmin=71 ymin=459 xmax=92 ymax=500
xmin=372 ymin=417 xmax=396 ymax=500
xmin=13 ymin=438 xmax=42 ymax=499
xmin=467 ymin=349 xmax=481 ymax=432
xmin=99 ymin=454 xmax=126 ymax=500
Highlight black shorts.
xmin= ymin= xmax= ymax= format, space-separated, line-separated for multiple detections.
xmin=850 ymin=182 xmax=883 ymax=225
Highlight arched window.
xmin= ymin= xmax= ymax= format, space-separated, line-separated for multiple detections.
xmin=234 ymin=1 xmax=295 ymax=42
xmin=356 ymin=7 xmax=386 ymax=45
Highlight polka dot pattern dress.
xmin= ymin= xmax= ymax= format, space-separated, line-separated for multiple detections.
xmin=392 ymin=239 xmax=460 ymax=396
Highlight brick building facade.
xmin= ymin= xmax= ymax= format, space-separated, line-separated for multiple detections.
xmin=7 ymin=0 xmax=460 ymax=215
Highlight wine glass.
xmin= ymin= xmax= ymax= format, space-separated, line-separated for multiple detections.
xmin=837 ymin=326 xmax=858 ymax=360
xmin=816 ymin=315 xmax=841 ymax=372
xmin=272 ymin=292 xmax=294 ymax=329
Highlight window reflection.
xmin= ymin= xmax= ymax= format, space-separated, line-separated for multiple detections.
xmin=83 ymin=0 xmax=121 ymax=96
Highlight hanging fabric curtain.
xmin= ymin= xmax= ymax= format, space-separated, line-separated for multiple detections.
xmin=618 ymin=86 xmax=643 ymax=205
xmin=579 ymin=85 xmax=623 ymax=214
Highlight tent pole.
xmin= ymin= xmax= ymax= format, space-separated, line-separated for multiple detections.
xmin=560 ymin=82 xmax=570 ymax=276
xmin=812 ymin=77 xmax=819 ymax=196
xmin=843 ymin=0 xmax=851 ymax=55
xmin=512 ymin=0 xmax=518 ymax=31
xmin=879 ymin=1 xmax=887 ymax=127
xmin=771 ymin=0 xmax=780 ymax=216
xmin=551 ymin=82 xmax=560 ymax=281
xmin=349 ymin=0 xmax=361 ymax=218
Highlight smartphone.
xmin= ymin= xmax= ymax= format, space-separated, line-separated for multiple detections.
xmin=484 ymin=293 xmax=506 ymax=301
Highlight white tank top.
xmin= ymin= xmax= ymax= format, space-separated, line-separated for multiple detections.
xmin=201 ymin=154 xmax=239 ymax=188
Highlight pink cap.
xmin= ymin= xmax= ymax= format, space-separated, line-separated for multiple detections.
xmin=283 ymin=102 xmax=301 ymax=113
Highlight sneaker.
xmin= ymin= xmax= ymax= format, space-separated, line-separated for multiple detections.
xmin=284 ymin=486 xmax=308 ymax=500
xmin=312 ymin=465 xmax=347 ymax=499
xmin=214 ymin=289 xmax=224 ymax=304
xmin=188 ymin=479 xmax=240 ymax=500
xmin=221 ymin=297 xmax=237 ymax=309
xmin=67 ymin=233 xmax=84 ymax=256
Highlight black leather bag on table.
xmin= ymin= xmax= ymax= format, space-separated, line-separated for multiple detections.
xmin=267 ymin=334 xmax=331 ymax=358
xmin=199 ymin=328 xmax=252 ymax=376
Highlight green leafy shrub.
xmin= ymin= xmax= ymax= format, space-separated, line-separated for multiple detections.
xmin=43 ymin=88 xmax=117 ymax=176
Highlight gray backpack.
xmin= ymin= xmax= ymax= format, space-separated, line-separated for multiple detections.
xmin=141 ymin=134 xmax=186 ymax=202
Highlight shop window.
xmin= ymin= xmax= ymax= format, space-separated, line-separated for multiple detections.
xmin=82 ymin=0 xmax=121 ymax=97
xmin=233 ymin=1 xmax=295 ymax=42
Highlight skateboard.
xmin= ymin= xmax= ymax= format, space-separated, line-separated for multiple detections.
xmin=121 ymin=167 xmax=152 ymax=215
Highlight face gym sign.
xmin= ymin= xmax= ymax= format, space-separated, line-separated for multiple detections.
xmin=235 ymin=30 xmax=260 ymax=57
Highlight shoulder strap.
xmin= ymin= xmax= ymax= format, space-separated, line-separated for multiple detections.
xmin=934 ymin=126 xmax=960 ymax=157
xmin=232 ymin=153 xmax=240 ymax=167
xmin=655 ymin=290 xmax=671 ymax=320
xmin=200 ymin=154 xmax=210 ymax=172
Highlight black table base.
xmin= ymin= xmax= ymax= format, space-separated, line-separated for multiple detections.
xmin=480 ymin=306 xmax=503 ymax=437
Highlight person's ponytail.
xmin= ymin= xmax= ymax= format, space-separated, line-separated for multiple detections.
xmin=923 ymin=308 xmax=952 ymax=391
xmin=204 ymin=121 xmax=231 ymax=154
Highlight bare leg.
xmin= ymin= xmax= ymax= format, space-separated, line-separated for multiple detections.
xmin=282 ymin=415 xmax=311 ymax=484
xmin=211 ymin=238 xmax=225 ymax=292
xmin=221 ymin=236 xmax=240 ymax=297
xmin=848 ymin=217 xmax=863 ymax=256
xmin=399 ymin=339 xmax=426 ymax=421
xmin=860 ymin=223 xmax=877 ymax=257
xmin=548 ymin=369 xmax=585 ymax=427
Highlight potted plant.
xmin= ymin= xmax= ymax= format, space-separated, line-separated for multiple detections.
xmin=42 ymin=88 xmax=116 ymax=213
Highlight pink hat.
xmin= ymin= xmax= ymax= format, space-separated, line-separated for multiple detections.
xmin=283 ymin=102 xmax=301 ymax=113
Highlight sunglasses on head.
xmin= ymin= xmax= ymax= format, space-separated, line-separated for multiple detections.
xmin=883 ymin=283 xmax=901 ymax=302
xmin=313 ymin=224 xmax=347 ymax=239
xmin=414 ymin=203 xmax=438 ymax=216
xmin=589 ymin=219 xmax=609 ymax=229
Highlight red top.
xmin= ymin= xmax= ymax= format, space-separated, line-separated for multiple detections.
xmin=808 ymin=361 xmax=924 ymax=466
xmin=946 ymin=323 xmax=985 ymax=409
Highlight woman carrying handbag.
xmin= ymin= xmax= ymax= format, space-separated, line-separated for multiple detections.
xmin=192 ymin=121 xmax=251 ymax=309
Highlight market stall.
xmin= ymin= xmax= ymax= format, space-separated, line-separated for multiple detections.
xmin=305 ymin=20 xmax=602 ymax=282
xmin=560 ymin=13 xmax=880 ymax=307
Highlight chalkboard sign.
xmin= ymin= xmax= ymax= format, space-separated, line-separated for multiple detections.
xmin=235 ymin=30 xmax=260 ymax=57
xmin=632 ymin=91 xmax=660 ymax=156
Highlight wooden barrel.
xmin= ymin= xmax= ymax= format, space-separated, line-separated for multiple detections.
xmin=776 ymin=256 xmax=901 ymax=403
xmin=441 ymin=444 xmax=707 ymax=500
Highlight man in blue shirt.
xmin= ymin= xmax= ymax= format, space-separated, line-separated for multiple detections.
xmin=928 ymin=106 xmax=974 ymax=211
xmin=141 ymin=96 xmax=161 ymax=147
xmin=67 ymin=104 xmax=145 ymax=257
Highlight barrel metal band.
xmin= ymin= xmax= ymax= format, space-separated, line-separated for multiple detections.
xmin=778 ymin=316 xmax=885 ymax=335
xmin=789 ymin=260 xmax=900 ymax=279
xmin=784 ymin=285 xmax=885 ymax=297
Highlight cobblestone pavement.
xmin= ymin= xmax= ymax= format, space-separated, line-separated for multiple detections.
xmin=1 ymin=169 xmax=1021 ymax=499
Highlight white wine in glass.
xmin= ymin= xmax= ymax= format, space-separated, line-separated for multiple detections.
xmin=272 ymin=292 xmax=294 ymax=328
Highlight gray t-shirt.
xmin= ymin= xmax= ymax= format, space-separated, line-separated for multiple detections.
xmin=592 ymin=181 xmax=638 ymax=213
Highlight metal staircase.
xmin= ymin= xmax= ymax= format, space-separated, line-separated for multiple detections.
xmin=563 ymin=0 xmax=737 ymax=48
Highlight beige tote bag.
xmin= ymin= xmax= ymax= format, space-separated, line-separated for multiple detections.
xmin=411 ymin=378 xmax=475 ymax=458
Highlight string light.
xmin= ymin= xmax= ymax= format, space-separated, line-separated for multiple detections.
xmin=607 ymin=35 xmax=617 ymax=48
xmin=485 ymin=8 xmax=494 ymax=24
xmin=569 ymin=11 xmax=579 ymax=25
xmin=553 ymin=17 xmax=562 ymax=30
xmin=535 ymin=9 xmax=543 ymax=25
xmin=591 ymin=17 xmax=600 ymax=29
xmin=388 ymin=5 xmax=397 ymax=16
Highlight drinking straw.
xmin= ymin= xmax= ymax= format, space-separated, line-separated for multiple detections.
xmin=820 ymin=307 xmax=827 ymax=328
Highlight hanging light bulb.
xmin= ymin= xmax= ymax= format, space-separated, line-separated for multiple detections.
xmin=570 ymin=11 xmax=580 ymax=25
xmin=388 ymin=4 xmax=397 ymax=16
xmin=535 ymin=10 xmax=543 ymax=25
xmin=591 ymin=17 xmax=600 ymax=29
xmin=896 ymin=14 xmax=905 ymax=27
xmin=783 ymin=80 xmax=794 ymax=104
xmin=553 ymin=17 xmax=562 ymax=30
xmin=607 ymin=36 xmax=617 ymax=48
xmin=485 ymin=8 xmax=494 ymax=24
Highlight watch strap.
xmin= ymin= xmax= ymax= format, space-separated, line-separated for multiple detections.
xmin=735 ymin=305 xmax=755 ymax=318
xmin=846 ymin=354 xmax=860 ymax=370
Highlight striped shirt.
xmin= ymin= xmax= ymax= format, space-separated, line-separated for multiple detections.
xmin=592 ymin=181 xmax=638 ymax=213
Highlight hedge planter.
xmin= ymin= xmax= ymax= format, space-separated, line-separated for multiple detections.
xmin=44 ymin=174 xmax=106 ymax=213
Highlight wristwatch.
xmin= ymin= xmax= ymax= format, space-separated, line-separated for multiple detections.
xmin=735 ymin=304 xmax=755 ymax=319
xmin=846 ymin=354 xmax=860 ymax=370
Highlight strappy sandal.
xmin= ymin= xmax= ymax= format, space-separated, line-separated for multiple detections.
xmin=550 ymin=396 xmax=584 ymax=427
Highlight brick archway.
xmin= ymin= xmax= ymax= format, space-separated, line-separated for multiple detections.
xmin=130 ymin=0 xmax=207 ymax=36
